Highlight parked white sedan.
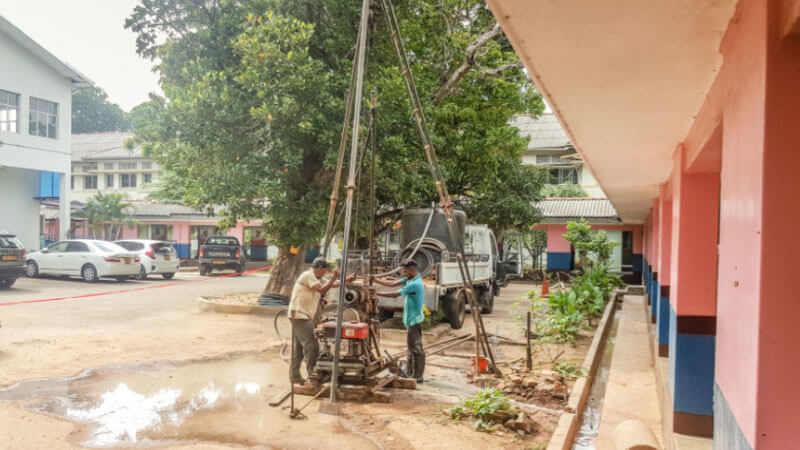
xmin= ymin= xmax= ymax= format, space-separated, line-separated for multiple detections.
xmin=115 ymin=239 xmax=180 ymax=280
xmin=25 ymin=240 xmax=141 ymax=282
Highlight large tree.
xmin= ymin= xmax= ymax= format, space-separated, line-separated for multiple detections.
xmin=126 ymin=0 xmax=545 ymax=298
xmin=72 ymin=87 xmax=131 ymax=134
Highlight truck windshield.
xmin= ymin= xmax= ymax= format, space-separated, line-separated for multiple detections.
xmin=205 ymin=237 xmax=238 ymax=246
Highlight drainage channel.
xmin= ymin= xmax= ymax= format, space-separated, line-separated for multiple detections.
xmin=572 ymin=307 xmax=621 ymax=449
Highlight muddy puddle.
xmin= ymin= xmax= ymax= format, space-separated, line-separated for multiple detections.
xmin=0 ymin=353 xmax=377 ymax=449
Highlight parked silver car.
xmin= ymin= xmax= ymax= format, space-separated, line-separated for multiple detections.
xmin=115 ymin=240 xmax=180 ymax=280
xmin=25 ymin=240 xmax=140 ymax=282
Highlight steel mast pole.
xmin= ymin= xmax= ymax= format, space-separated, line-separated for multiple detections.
xmin=329 ymin=0 xmax=370 ymax=405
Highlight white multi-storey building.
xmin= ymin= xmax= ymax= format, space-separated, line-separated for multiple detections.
xmin=70 ymin=132 xmax=162 ymax=202
xmin=511 ymin=113 xmax=606 ymax=197
xmin=0 ymin=15 xmax=92 ymax=250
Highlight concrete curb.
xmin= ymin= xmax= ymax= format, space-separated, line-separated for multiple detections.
xmin=547 ymin=288 xmax=622 ymax=450
xmin=197 ymin=296 xmax=284 ymax=316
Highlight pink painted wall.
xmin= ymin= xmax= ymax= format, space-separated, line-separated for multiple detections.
xmin=657 ymin=184 xmax=673 ymax=284
xmin=231 ymin=222 xmax=245 ymax=243
xmin=711 ymin=0 xmax=766 ymax=443
xmin=644 ymin=211 xmax=652 ymax=261
xmin=669 ymin=145 xmax=720 ymax=316
xmin=120 ymin=225 xmax=138 ymax=239
xmin=546 ymin=224 xmax=571 ymax=253
xmin=754 ymin=0 xmax=800 ymax=444
xmin=652 ymin=199 xmax=661 ymax=274
xmin=632 ymin=225 xmax=643 ymax=254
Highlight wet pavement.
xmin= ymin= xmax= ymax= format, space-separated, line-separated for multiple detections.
xmin=0 ymin=353 xmax=376 ymax=448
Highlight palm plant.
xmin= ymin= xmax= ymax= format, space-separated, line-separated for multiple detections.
xmin=73 ymin=192 xmax=137 ymax=240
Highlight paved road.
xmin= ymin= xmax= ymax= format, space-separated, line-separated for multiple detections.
xmin=0 ymin=271 xmax=269 ymax=329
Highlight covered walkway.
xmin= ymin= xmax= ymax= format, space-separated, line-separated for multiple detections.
xmin=487 ymin=1 xmax=800 ymax=448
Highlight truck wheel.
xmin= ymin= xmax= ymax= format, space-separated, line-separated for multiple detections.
xmin=199 ymin=265 xmax=208 ymax=276
xmin=162 ymin=272 xmax=175 ymax=280
xmin=0 ymin=278 xmax=15 ymax=288
xmin=478 ymin=286 xmax=495 ymax=315
xmin=444 ymin=290 xmax=466 ymax=330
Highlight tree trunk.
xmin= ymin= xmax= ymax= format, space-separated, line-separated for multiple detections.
xmin=260 ymin=246 xmax=305 ymax=301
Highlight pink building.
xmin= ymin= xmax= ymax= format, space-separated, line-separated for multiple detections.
xmin=67 ymin=201 xmax=269 ymax=260
xmin=488 ymin=0 xmax=800 ymax=447
xmin=536 ymin=198 xmax=643 ymax=283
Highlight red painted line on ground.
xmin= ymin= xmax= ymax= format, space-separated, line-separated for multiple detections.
xmin=0 ymin=265 xmax=272 ymax=307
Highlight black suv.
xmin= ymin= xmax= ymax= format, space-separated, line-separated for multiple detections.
xmin=0 ymin=233 xmax=26 ymax=288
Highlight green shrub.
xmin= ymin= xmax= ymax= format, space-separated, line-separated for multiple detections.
xmin=553 ymin=360 xmax=586 ymax=379
xmin=448 ymin=386 xmax=512 ymax=431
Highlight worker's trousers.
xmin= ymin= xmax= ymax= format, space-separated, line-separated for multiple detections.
xmin=406 ymin=324 xmax=425 ymax=379
xmin=290 ymin=318 xmax=319 ymax=380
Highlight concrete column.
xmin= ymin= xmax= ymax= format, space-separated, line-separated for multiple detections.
xmin=656 ymin=184 xmax=673 ymax=358
xmin=632 ymin=225 xmax=643 ymax=283
xmin=650 ymin=199 xmax=660 ymax=322
xmin=59 ymin=170 xmax=70 ymax=241
xmin=667 ymin=145 xmax=720 ymax=437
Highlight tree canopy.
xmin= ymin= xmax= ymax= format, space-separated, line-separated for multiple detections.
xmin=125 ymin=0 xmax=546 ymax=294
xmin=72 ymin=87 xmax=131 ymax=134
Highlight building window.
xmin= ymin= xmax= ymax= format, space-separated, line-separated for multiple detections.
xmin=84 ymin=175 xmax=98 ymax=190
xmin=0 ymin=89 xmax=20 ymax=133
xmin=104 ymin=163 xmax=114 ymax=170
xmin=549 ymin=167 xmax=579 ymax=185
xmin=71 ymin=176 xmax=74 ymax=190
xmin=142 ymin=162 xmax=153 ymax=169
xmin=106 ymin=174 xmax=114 ymax=188
xmin=536 ymin=154 xmax=564 ymax=165
xmin=121 ymin=173 xmax=137 ymax=188
xmin=29 ymin=97 xmax=58 ymax=139
xmin=83 ymin=162 xmax=98 ymax=172
xmin=143 ymin=173 xmax=152 ymax=184
xmin=119 ymin=162 xmax=137 ymax=170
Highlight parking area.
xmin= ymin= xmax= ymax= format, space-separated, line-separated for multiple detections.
xmin=0 ymin=271 xmax=271 ymax=386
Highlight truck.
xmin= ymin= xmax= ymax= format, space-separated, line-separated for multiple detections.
xmin=197 ymin=235 xmax=246 ymax=276
xmin=375 ymin=207 xmax=523 ymax=329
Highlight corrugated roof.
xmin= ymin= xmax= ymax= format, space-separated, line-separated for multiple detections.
xmin=0 ymin=15 xmax=93 ymax=87
xmin=511 ymin=113 xmax=572 ymax=150
xmin=130 ymin=202 xmax=215 ymax=218
xmin=71 ymin=132 xmax=144 ymax=161
xmin=537 ymin=198 xmax=620 ymax=223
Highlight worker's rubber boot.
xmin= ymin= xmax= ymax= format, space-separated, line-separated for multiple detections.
xmin=414 ymin=354 xmax=425 ymax=384
xmin=405 ymin=355 xmax=416 ymax=379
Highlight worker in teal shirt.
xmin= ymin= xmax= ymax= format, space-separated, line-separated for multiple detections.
xmin=374 ymin=259 xmax=426 ymax=383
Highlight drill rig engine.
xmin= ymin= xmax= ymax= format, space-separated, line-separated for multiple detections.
xmin=314 ymin=282 xmax=387 ymax=381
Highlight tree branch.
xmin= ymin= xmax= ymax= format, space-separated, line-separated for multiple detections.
xmin=479 ymin=62 xmax=524 ymax=77
xmin=433 ymin=22 xmax=502 ymax=105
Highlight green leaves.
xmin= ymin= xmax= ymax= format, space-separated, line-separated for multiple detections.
xmin=72 ymin=87 xmax=131 ymax=134
xmin=448 ymin=386 xmax=512 ymax=431
xmin=564 ymin=219 xmax=620 ymax=266
xmin=73 ymin=192 xmax=137 ymax=240
xmin=126 ymin=0 xmax=545 ymax=251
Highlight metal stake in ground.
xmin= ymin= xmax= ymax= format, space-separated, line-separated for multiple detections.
xmin=324 ymin=0 xmax=371 ymax=412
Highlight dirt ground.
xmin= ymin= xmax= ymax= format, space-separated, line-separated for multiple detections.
xmin=0 ymin=277 xmax=594 ymax=449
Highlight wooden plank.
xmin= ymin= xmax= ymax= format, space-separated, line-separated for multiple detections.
xmin=269 ymin=389 xmax=291 ymax=407
xmin=388 ymin=377 xmax=417 ymax=390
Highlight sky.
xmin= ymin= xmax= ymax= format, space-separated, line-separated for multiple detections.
xmin=0 ymin=0 xmax=161 ymax=112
